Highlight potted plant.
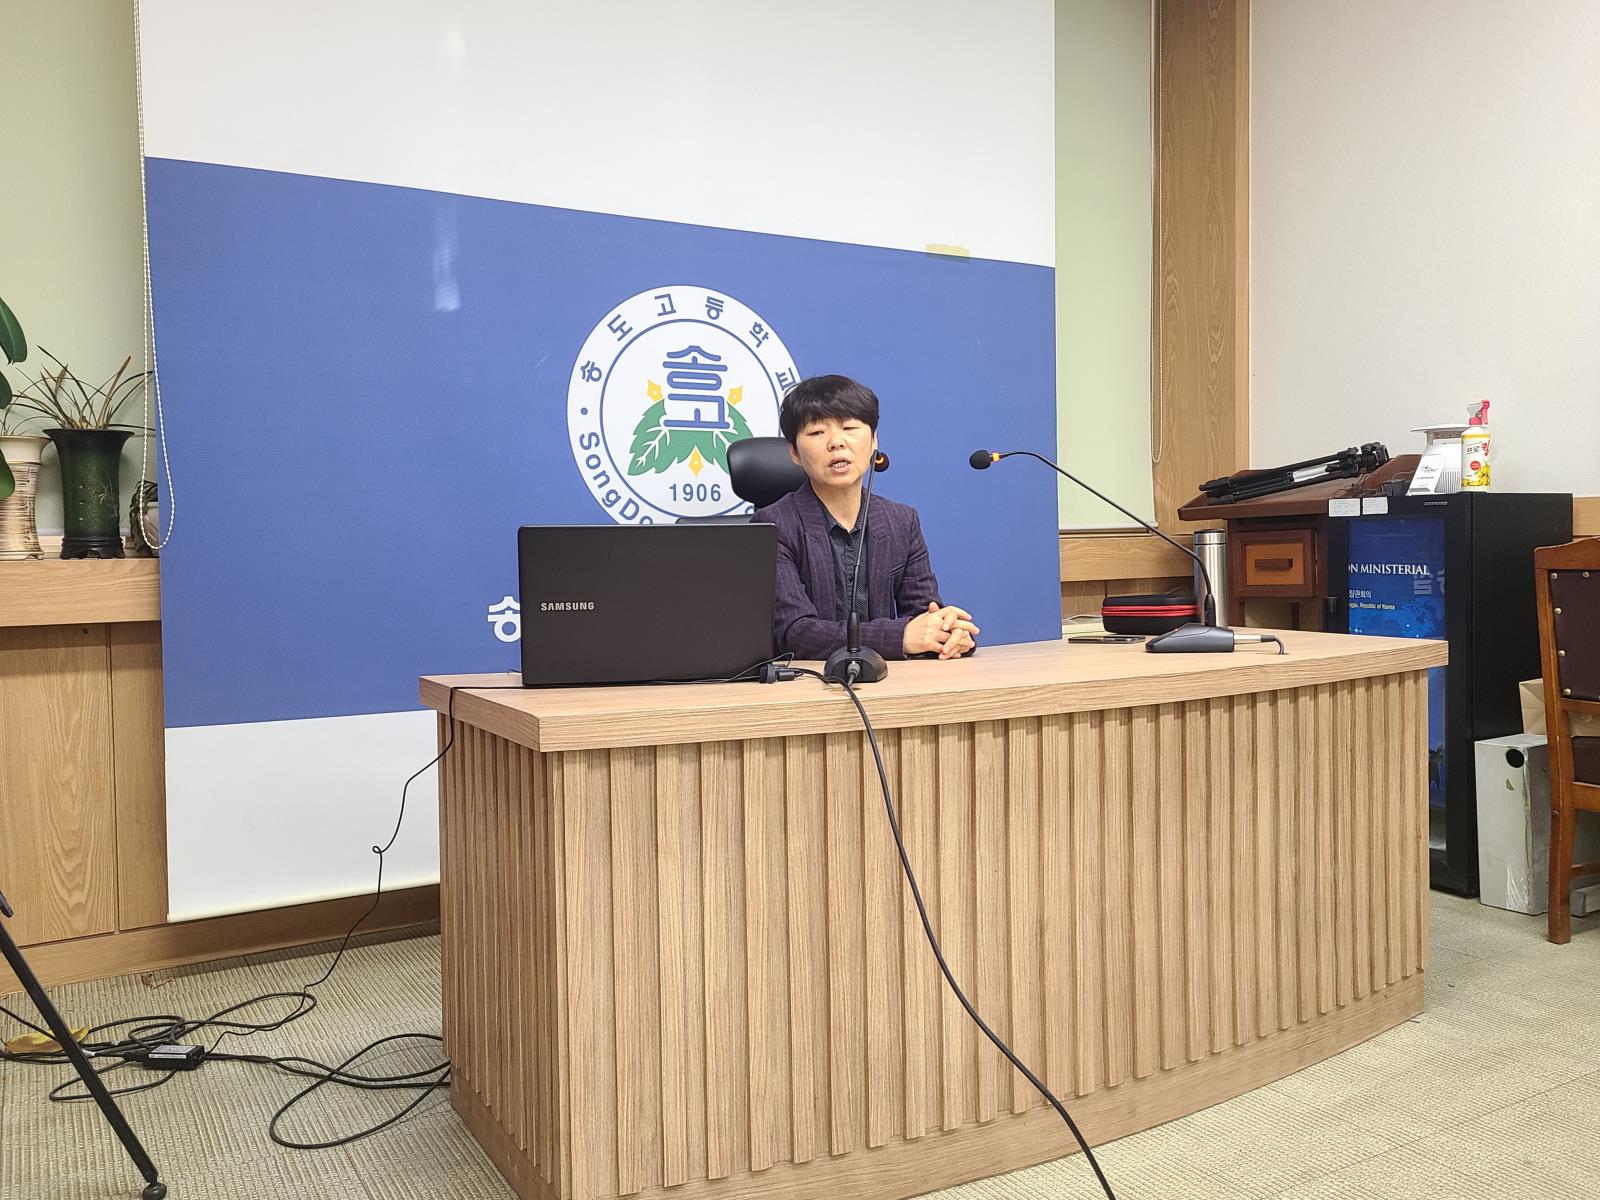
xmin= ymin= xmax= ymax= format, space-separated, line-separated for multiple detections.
xmin=0 ymin=402 xmax=50 ymax=560
xmin=0 ymin=293 xmax=27 ymax=502
xmin=9 ymin=349 xmax=149 ymax=559
xmin=125 ymin=478 xmax=159 ymax=557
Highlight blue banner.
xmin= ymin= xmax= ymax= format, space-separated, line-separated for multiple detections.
xmin=1347 ymin=516 xmax=1448 ymax=810
xmin=146 ymin=159 xmax=1061 ymax=729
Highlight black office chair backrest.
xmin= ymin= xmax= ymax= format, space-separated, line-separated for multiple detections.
xmin=675 ymin=437 xmax=806 ymax=524
xmin=727 ymin=437 xmax=808 ymax=509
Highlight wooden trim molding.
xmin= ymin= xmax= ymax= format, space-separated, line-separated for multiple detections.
xmin=1574 ymin=496 xmax=1600 ymax=537
xmin=1 ymin=884 xmax=439 ymax=994
xmin=0 ymin=558 xmax=160 ymax=626
xmin=1152 ymin=0 xmax=1251 ymax=533
xmin=1060 ymin=531 xmax=1193 ymax=583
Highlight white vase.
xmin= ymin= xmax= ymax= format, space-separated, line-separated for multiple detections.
xmin=0 ymin=434 xmax=51 ymax=560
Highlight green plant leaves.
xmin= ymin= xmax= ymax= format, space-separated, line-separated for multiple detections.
xmin=0 ymin=296 xmax=26 ymax=365
xmin=626 ymin=398 xmax=755 ymax=476
xmin=0 ymin=452 xmax=12 ymax=502
xmin=628 ymin=400 xmax=675 ymax=474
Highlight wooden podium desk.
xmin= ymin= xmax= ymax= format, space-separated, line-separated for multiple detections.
xmin=420 ymin=630 xmax=1446 ymax=1200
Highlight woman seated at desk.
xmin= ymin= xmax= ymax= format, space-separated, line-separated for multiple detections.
xmin=755 ymin=374 xmax=979 ymax=662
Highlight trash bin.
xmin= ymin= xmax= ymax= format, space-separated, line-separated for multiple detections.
xmin=1475 ymin=733 xmax=1600 ymax=914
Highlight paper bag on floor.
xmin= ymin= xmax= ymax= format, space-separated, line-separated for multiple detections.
xmin=1520 ymin=678 xmax=1600 ymax=738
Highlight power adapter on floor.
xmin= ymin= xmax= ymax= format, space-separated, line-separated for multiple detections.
xmin=133 ymin=1044 xmax=205 ymax=1071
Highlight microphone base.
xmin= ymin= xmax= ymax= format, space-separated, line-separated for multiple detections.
xmin=1144 ymin=623 xmax=1239 ymax=653
xmin=824 ymin=646 xmax=888 ymax=684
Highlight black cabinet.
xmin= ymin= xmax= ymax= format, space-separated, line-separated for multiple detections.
xmin=1327 ymin=493 xmax=1572 ymax=895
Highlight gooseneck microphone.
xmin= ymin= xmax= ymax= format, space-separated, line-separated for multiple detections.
xmin=970 ymin=448 xmax=1217 ymax=626
xmin=825 ymin=447 xmax=889 ymax=684
xmin=971 ymin=449 xmax=1282 ymax=654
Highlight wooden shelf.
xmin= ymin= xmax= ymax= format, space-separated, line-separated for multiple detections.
xmin=0 ymin=558 xmax=161 ymax=627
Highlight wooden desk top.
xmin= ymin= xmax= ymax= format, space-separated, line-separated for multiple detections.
xmin=421 ymin=630 xmax=1446 ymax=753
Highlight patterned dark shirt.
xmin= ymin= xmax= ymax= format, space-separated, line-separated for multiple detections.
xmin=824 ymin=495 xmax=869 ymax=623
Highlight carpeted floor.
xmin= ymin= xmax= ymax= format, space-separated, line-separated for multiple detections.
xmin=3 ymin=894 xmax=1598 ymax=1199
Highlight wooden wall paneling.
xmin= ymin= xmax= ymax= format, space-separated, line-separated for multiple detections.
xmin=1294 ymin=688 xmax=1316 ymax=1024
xmin=1070 ymin=712 xmax=1105 ymax=1095
xmin=108 ymin=620 xmax=167 ymax=929
xmin=564 ymin=748 xmax=620 ymax=1200
xmin=1572 ymin=496 xmax=1599 ymax=537
xmin=1099 ymin=707 xmax=1133 ymax=1088
xmin=654 ymin=741 xmax=705 ymax=1187
xmin=0 ymin=559 xmax=160 ymax=627
xmin=1129 ymin=706 xmax=1161 ymax=1078
xmin=824 ymin=731 xmax=866 ymax=1153
xmin=610 ymin=745 xmax=662 ymax=1195
xmin=744 ymin=736 xmax=792 ymax=1168
xmin=1059 ymin=534 xmax=1193 ymax=582
xmin=1333 ymin=684 xmax=1355 ymax=1009
xmin=1155 ymin=703 xmax=1185 ymax=1071
xmin=934 ymin=723 xmax=975 ymax=1129
xmin=896 ymin=725 xmax=939 ymax=1140
xmin=1274 ymin=691 xmax=1297 ymax=1030
xmin=1230 ymin=693 xmax=1256 ymax=1047
xmin=861 ymin=728 xmax=904 ymax=1148
xmin=1206 ymin=697 xmax=1233 ymax=1054
xmin=1039 ymin=713 xmax=1074 ymax=1093
xmin=1382 ymin=676 xmax=1403 ymax=987
xmin=972 ymin=720 xmax=1007 ymax=1124
xmin=1005 ymin=716 xmax=1043 ymax=1113
xmin=0 ymin=623 xmax=117 ymax=946
xmin=1153 ymin=0 xmax=1250 ymax=533
xmin=1314 ymin=685 xmax=1336 ymax=1015
xmin=1351 ymin=683 xmax=1373 ymax=1001
xmin=700 ymin=740 xmax=749 ymax=1181
xmin=783 ymin=735 xmax=827 ymax=1163
xmin=1181 ymin=700 xmax=1210 ymax=1062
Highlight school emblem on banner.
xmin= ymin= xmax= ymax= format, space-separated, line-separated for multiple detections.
xmin=568 ymin=286 xmax=798 ymax=523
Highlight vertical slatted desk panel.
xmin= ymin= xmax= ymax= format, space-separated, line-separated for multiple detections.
xmin=422 ymin=631 xmax=1445 ymax=1200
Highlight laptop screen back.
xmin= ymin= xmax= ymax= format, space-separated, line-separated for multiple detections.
xmin=517 ymin=524 xmax=777 ymax=686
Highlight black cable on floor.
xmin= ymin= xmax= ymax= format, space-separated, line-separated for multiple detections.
xmin=793 ymin=665 xmax=1120 ymax=1200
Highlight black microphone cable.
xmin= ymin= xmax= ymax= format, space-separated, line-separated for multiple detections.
xmin=794 ymin=664 xmax=1120 ymax=1200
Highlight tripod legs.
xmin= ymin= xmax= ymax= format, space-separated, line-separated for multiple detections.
xmin=0 ymin=890 xmax=167 ymax=1199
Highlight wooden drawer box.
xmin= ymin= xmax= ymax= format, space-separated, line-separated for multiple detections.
xmin=1235 ymin=529 xmax=1317 ymax=596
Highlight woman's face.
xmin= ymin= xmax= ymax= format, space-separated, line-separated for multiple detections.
xmin=790 ymin=415 xmax=876 ymax=490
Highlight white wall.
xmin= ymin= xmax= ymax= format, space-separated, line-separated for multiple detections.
xmin=0 ymin=0 xmax=149 ymax=532
xmin=1057 ymin=0 xmax=1155 ymax=529
xmin=140 ymin=0 xmax=1054 ymax=266
xmin=1251 ymin=0 xmax=1600 ymax=496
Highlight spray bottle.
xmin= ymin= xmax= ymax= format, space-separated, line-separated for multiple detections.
xmin=1462 ymin=399 xmax=1491 ymax=489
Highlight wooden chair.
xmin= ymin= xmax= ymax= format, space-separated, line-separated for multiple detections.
xmin=1535 ymin=537 xmax=1600 ymax=943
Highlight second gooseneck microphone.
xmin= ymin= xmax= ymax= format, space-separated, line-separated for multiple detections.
xmin=969 ymin=448 xmax=1287 ymax=655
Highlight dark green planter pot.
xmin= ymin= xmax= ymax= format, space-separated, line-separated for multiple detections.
xmin=48 ymin=428 xmax=132 ymax=559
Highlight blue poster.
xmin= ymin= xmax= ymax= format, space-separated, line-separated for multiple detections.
xmin=1347 ymin=518 xmax=1448 ymax=809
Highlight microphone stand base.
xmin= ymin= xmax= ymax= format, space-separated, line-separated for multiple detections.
xmin=824 ymin=646 xmax=888 ymax=684
xmin=1145 ymin=623 xmax=1238 ymax=653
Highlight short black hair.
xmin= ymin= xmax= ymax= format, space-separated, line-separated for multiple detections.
xmin=778 ymin=375 xmax=880 ymax=445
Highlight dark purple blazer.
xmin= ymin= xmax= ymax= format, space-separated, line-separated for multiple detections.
xmin=754 ymin=485 xmax=942 ymax=661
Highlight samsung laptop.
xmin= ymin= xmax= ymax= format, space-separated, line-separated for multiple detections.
xmin=517 ymin=524 xmax=778 ymax=686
